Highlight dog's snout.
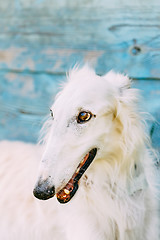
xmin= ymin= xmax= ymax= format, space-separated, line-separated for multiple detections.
xmin=33 ymin=179 xmax=55 ymax=200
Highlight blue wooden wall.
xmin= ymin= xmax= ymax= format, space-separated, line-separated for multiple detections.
xmin=0 ymin=0 xmax=160 ymax=151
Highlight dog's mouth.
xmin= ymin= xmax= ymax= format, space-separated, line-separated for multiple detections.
xmin=56 ymin=148 xmax=97 ymax=204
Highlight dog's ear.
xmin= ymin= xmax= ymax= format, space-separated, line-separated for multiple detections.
xmin=114 ymin=100 xmax=145 ymax=156
xmin=104 ymin=71 xmax=131 ymax=95
xmin=104 ymin=71 xmax=139 ymax=118
xmin=104 ymin=71 xmax=147 ymax=156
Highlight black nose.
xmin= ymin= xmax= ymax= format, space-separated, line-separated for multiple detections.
xmin=33 ymin=179 xmax=55 ymax=200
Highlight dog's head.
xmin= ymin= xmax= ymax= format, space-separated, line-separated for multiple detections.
xmin=33 ymin=65 xmax=146 ymax=203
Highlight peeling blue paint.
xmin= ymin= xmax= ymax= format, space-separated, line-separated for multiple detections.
xmin=14 ymin=0 xmax=22 ymax=10
xmin=35 ymin=0 xmax=45 ymax=4
xmin=0 ymin=1 xmax=159 ymax=148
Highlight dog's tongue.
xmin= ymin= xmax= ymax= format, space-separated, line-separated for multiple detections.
xmin=56 ymin=149 xmax=97 ymax=204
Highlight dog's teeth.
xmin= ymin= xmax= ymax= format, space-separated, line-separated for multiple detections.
xmin=80 ymin=160 xmax=85 ymax=164
xmin=64 ymin=189 xmax=70 ymax=195
xmin=80 ymin=153 xmax=89 ymax=165
xmin=76 ymin=167 xmax=80 ymax=173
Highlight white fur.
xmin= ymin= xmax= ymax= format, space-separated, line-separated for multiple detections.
xmin=0 ymin=66 xmax=159 ymax=240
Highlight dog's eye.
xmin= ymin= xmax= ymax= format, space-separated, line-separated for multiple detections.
xmin=77 ymin=111 xmax=92 ymax=123
xmin=50 ymin=109 xmax=54 ymax=119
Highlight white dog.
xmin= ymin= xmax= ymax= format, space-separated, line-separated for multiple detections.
xmin=0 ymin=66 xmax=159 ymax=240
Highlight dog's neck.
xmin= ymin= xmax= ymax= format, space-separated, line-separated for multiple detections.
xmin=82 ymin=147 xmax=148 ymax=199
xmin=61 ymin=156 xmax=147 ymax=240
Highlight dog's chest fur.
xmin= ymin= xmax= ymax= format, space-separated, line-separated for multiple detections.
xmin=58 ymin=165 xmax=148 ymax=240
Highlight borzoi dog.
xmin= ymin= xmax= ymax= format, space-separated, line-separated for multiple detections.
xmin=0 ymin=66 xmax=159 ymax=240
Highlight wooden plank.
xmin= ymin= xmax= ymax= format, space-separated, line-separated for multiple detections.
xmin=0 ymin=0 xmax=160 ymax=12
xmin=133 ymin=80 xmax=160 ymax=150
xmin=133 ymin=80 xmax=160 ymax=115
xmin=0 ymin=6 xmax=160 ymax=78
xmin=0 ymin=71 xmax=63 ymax=142
xmin=0 ymin=0 xmax=159 ymax=145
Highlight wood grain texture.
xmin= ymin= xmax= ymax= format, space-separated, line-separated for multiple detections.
xmin=134 ymin=80 xmax=160 ymax=151
xmin=0 ymin=0 xmax=159 ymax=147
xmin=0 ymin=71 xmax=63 ymax=142
xmin=0 ymin=5 xmax=160 ymax=78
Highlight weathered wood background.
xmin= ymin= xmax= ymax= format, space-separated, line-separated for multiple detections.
xmin=0 ymin=0 xmax=160 ymax=151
